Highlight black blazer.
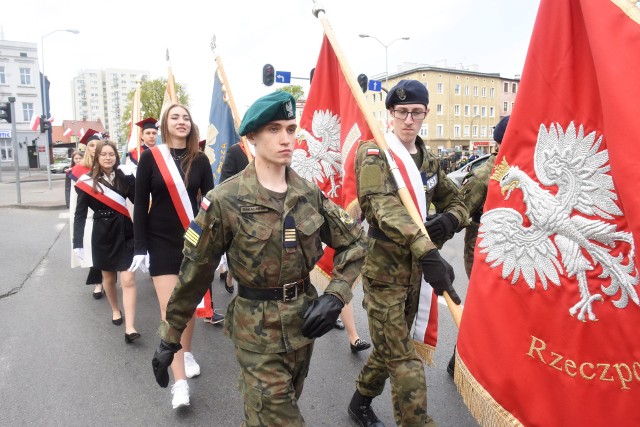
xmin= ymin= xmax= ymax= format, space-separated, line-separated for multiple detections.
xmin=219 ymin=143 xmax=249 ymax=183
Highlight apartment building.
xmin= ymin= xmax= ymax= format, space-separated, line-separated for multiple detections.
xmin=364 ymin=64 xmax=520 ymax=154
xmin=70 ymin=68 xmax=149 ymax=142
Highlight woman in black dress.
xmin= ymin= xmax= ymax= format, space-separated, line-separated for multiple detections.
xmin=132 ymin=103 xmax=214 ymax=408
xmin=73 ymin=140 xmax=139 ymax=343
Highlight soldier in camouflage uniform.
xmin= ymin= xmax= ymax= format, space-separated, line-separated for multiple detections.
xmin=349 ymin=80 xmax=468 ymax=427
xmin=151 ymin=91 xmax=367 ymax=426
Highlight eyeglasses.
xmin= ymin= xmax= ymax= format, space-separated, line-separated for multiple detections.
xmin=99 ymin=152 xmax=116 ymax=158
xmin=391 ymin=109 xmax=427 ymax=120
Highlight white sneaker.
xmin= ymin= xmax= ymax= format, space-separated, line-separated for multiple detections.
xmin=171 ymin=379 xmax=190 ymax=409
xmin=184 ymin=352 xmax=201 ymax=378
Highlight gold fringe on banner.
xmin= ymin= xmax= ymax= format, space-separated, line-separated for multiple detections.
xmin=413 ymin=341 xmax=435 ymax=367
xmin=454 ymin=353 xmax=523 ymax=427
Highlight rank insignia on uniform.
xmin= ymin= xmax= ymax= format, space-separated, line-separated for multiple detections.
xmin=367 ymin=148 xmax=380 ymax=156
xmin=200 ymin=197 xmax=211 ymax=212
xmin=185 ymin=221 xmax=203 ymax=246
xmin=283 ymin=215 xmax=297 ymax=252
xmin=240 ymin=206 xmax=269 ymax=214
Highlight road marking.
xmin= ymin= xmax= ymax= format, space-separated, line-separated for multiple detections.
xmin=55 ymin=223 xmax=66 ymax=232
xmin=58 ymin=212 xmax=69 ymax=219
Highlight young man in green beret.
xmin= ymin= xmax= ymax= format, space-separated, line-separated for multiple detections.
xmin=151 ymin=91 xmax=367 ymax=425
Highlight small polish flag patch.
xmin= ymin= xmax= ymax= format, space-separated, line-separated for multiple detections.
xmin=367 ymin=148 xmax=380 ymax=156
xmin=200 ymin=197 xmax=211 ymax=212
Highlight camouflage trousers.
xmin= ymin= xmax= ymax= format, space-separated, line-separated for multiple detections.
xmin=464 ymin=222 xmax=480 ymax=279
xmin=356 ymin=276 xmax=435 ymax=426
xmin=236 ymin=343 xmax=313 ymax=427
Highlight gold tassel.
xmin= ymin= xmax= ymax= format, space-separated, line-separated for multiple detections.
xmin=413 ymin=340 xmax=435 ymax=367
xmin=454 ymin=353 xmax=523 ymax=427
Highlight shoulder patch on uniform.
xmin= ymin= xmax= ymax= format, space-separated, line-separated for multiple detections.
xmin=200 ymin=197 xmax=211 ymax=212
xmin=367 ymin=148 xmax=380 ymax=156
xmin=425 ymin=173 xmax=438 ymax=192
xmin=240 ymin=206 xmax=269 ymax=214
xmin=184 ymin=221 xmax=203 ymax=246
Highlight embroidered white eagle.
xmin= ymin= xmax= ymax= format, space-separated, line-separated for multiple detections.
xmin=293 ymin=110 xmax=343 ymax=197
xmin=479 ymin=122 xmax=639 ymax=321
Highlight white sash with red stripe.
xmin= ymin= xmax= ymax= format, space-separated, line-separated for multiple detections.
xmin=385 ymin=132 xmax=439 ymax=358
xmin=76 ymin=175 xmax=131 ymax=219
xmin=150 ymin=145 xmax=193 ymax=229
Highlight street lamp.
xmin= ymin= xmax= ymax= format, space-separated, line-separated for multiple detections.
xmin=359 ymin=34 xmax=410 ymax=91
xmin=469 ymin=114 xmax=481 ymax=152
xmin=41 ymin=29 xmax=79 ymax=190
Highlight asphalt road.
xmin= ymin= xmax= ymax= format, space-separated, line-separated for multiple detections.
xmin=0 ymin=208 xmax=477 ymax=426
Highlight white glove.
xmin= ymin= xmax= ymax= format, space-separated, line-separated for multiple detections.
xmin=118 ymin=162 xmax=137 ymax=177
xmin=74 ymin=248 xmax=84 ymax=261
xmin=128 ymin=253 xmax=149 ymax=273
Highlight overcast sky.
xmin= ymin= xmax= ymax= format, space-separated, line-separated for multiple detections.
xmin=3 ymin=0 xmax=540 ymax=132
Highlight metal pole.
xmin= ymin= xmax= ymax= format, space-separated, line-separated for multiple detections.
xmin=40 ymin=34 xmax=52 ymax=190
xmin=9 ymin=98 xmax=21 ymax=203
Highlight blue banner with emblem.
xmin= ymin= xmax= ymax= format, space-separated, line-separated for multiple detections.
xmin=206 ymin=70 xmax=241 ymax=184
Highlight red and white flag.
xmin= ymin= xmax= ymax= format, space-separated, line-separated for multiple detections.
xmin=79 ymin=128 xmax=85 ymax=137
xmin=456 ymin=1 xmax=640 ymax=425
xmin=63 ymin=128 xmax=73 ymax=137
xmin=30 ymin=115 xmax=40 ymax=131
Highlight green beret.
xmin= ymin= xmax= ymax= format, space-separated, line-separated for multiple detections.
xmin=238 ymin=91 xmax=296 ymax=136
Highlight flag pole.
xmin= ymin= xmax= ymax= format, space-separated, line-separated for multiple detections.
xmin=312 ymin=2 xmax=462 ymax=326
xmin=134 ymin=81 xmax=142 ymax=159
xmin=211 ymin=36 xmax=253 ymax=162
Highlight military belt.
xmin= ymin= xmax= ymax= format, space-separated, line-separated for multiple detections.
xmin=367 ymin=226 xmax=393 ymax=242
xmin=238 ymin=278 xmax=310 ymax=303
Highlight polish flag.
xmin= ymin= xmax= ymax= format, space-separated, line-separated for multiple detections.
xmin=63 ymin=128 xmax=73 ymax=137
xmin=79 ymin=128 xmax=85 ymax=137
xmin=30 ymin=115 xmax=40 ymax=131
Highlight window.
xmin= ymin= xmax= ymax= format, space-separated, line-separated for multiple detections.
xmin=473 ymin=105 xmax=479 ymax=116
xmin=436 ymin=104 xmax=443 ymax=115
xmin=464 ymin=85 xmax=470 ymax=96
xmin=1 ymin=141 xmax=14 ymax=161
xmin=473 ymin=86 xmax=478 ymax=96
xmin=481 ymin=106 xmax=487 ymax=117
xmin=481 ymin=87 xmax=486 ymax=97
xmin=454 ymin=125 xmax=461 ymax=138
xmin=464 ymin=125 xmax=470 ymax=136
xmin=454 ymin=84 xmax=461 ymax=95
xmin=472 ymin=125 xmax=478 ymax=137
xmin=504 ymin=82 xmax=509 ymax=92
xmin=481 ymin=126 xmax=487 ymax=137
xmin=503 ymin=101 xmax=509 ymax=112
xmin=490 ymin=87 xmax=495 ymax=98
xmin=0 ymin=66 xmax=5 ymax=84
xmin=437 ymin=83 xmax=443 ymax=94
xmin=464 ymin=105 xmax=470 ymax=117
xmin=20 ymin=68 xmax=32 ymax=85
xmin=420 ymin=125 xmax=429 ymax=137
xmin=454 ymin=105 xmax=460 ymax=116
xmin=436 ymin=124 xmax=444 ymax=137
xmin=490 ymin=106 xmax=495 ymax=117
xmin=22 ymin=103 xmax=34 ymax=122
xmin=512 ymin=83 xmax=517 ymax=93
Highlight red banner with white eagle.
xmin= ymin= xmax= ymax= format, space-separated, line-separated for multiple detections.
xmin=294 ymin=35 xmax=374 ymax=276
xmin=455 ymin=1 xmax=640 ymax=425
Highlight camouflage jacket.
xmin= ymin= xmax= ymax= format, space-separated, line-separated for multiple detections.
xmin=159 ymin=162 xmax=367 ymax=353
xmin=461 ymin=154 xmax=496 ymax=223
xmin=356 ymin=136 xmax=469 ymax=286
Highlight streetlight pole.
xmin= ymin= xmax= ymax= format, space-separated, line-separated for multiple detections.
xmin=40 ymin=29 xmax=79 ymax=190
xmin=469 ymin=114 xmax=480 ymax=153
xmin=359 ymin=34 xmax=410 ymax=124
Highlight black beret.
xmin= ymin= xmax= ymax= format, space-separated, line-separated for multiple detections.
xmin=239 ymin=91 xmax=296 ymax=136
xmin=493 ymin=115 xmax=510 ymax=143
xmin=385 ymin=79 xmax=429 ymax=109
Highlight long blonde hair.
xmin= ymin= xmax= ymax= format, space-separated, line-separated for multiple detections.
xmin=80 ymin=139 xmax=98 ymax=168
xmin=160 ymin=103 xmax=200 ymax=186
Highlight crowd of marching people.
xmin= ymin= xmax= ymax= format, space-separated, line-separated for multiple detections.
xmin=65 ymin=82 xmax=507 ymax=425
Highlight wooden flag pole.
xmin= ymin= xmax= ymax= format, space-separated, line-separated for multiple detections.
xmin=134 ymin=82 xmax=142 ymax=160
xmin=215 ymin=55 xmax=253 ymax=162
xmin=312 ymin=2 xmax=462 ymax=327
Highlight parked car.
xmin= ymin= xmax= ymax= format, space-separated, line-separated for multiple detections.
xmin=446 ymin=154 xmax=492 ymax=188
xmin=50 ymin=158 xmax=72 ymax=173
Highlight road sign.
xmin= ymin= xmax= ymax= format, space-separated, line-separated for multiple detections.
xmin=275 ymin=71 xmax=291 ymax=84
xmin=368 ymin=79 xmax=382 ymax=92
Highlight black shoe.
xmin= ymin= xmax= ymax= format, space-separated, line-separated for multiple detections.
xmin=348 ymin=390 xmax=385 ymax=427
xmin=350 ymin=338 xmax=371 ymax=353
xmin=125 ymin=332 xmax=141 ymax=343
xmin=219 ymin=271 xmax=227 ymax=282
xmin=224 ymin=279 xmax=234 ymax=294
xmin=447 ymin=351 xmax=456 ymax=377
xmin=112 ymin=310 xmax=123 ymax=326
xmin=93 ymin=286 xmax=103 ymax=300
xmin=334 ymin=318 xmax=345 ymax=330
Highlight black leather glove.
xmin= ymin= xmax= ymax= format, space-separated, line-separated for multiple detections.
xmin=301 ymin=294 xmax=344 ymax=339
xmin=152 ymin=340 xmax=182 ymax=388
xmin=420 ymin=250 xmax=461 ymax=305
xmin=424 ymin=212 xmax=459 ymax=245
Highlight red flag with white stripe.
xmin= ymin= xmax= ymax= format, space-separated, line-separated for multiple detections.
xmin=30 ymin=115 xmax=40 ymax=131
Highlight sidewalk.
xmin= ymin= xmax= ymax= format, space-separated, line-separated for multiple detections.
xmin=0 ymin=170 xmax=67 ymax=210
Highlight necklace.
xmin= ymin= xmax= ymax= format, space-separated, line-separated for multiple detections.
xmin=170 ymin=148 xmax=187 ymax=161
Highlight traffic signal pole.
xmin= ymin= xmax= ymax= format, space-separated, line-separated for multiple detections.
xmin=9 ymin=98 xmax=21 ymax=203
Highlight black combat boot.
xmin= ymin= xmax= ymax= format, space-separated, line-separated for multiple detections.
xmin=348 ymin=390 xmax=385 ymax=427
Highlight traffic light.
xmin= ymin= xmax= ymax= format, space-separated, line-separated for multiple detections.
xmin=357 ymin=74 xmax=368 ymax=93
xmin=262 ymin=64 xmax=275 ymax=86
xmin=40 ymin=115 xmax=51 ymax=133
xmin=310 ymin=68 xmax=315 ymax=85
xmin=0 ymin=102 xmax=11 ymax=123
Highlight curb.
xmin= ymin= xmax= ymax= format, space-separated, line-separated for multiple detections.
xmin=0 ymin=204 xmax=67 ymax=211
